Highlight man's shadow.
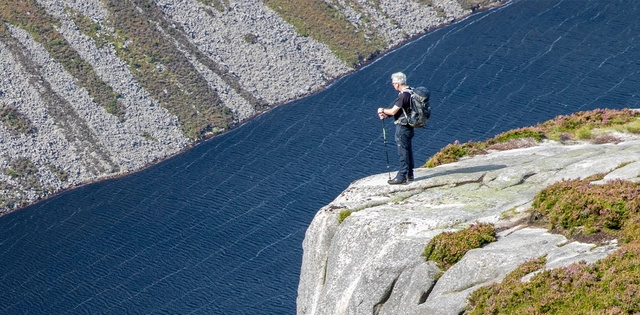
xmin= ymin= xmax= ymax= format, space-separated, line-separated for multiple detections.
xmin=415 ymin=164 xmax=507 ymax=181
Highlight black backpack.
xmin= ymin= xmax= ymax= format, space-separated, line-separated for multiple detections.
xmin=402 ymin=86 xmax=431 ymax=128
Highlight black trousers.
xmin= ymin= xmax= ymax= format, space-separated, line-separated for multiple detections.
xmin=395 ymin=124 xmax=414 ymax=179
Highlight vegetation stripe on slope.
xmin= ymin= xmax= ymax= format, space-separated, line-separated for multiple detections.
xmin=263 ymin=0 xmax=386 ymax=66
xmin=0 ymin=0 xmax=126 ymax=121
xmin=100 ymin=0 xmax=235 ymax=140
xmin=0 ymin=23 xmax=120 ymax=176
xmin=128 ymin=0 xmax=266 ymax=113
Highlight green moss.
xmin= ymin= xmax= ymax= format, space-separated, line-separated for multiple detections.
xmin=615 ymin=161 xmax=635 ymax=170
xmin=338 ymin=209 xmax=353 ymax=224
xmin=490 ymin=128 xmax=544 ymax=144
xmin=422 ymin=223 xmax=496 ymax=270
xmin=575 ymin=126 xmax=593 ymax=140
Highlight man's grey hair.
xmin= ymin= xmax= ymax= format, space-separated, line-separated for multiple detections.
xmin=391 ymin=72 xmax=407 ymax=85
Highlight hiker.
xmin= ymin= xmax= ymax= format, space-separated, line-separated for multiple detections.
xmin=377 ymin=72 xmax=414 ymax=185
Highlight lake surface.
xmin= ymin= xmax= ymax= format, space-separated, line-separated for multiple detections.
xmin=1 ymin=0 xmax=639 ymax=314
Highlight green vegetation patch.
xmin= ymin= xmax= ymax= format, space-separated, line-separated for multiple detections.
xmin=458 ymin=0 xmax=499 ymax=11
xmin=198 ymin=0 xmax=229 ymax=12
xmin=467 ymin=177 xmax=640 ymax=314
xmin=141 ymin=131 xmax=157 ymax=142
xmin=263 ymin=0 xmax=386 ymax=66
xmin=242 ymin=33 xmax=258 ymax=44
xmin=46 ymin=164 xmax=68 ymax=182
xmin=531 ymin=174 xmax=640 ymax=236
xmin=425 ymin=108 xmax=640 ymax=168
xmin=4 ymin=157 xmax=41 ymax=191
xmin=338 ymin=209 xmax=353 ymax=224
xmin=424 ymin=140 xmax=488 ymax=168
xmin=0 ymin=104 xmax=36 ymax=135
xmin=623 ymin=119 xmax=640 ymax=134
xmin=0 ymin=1 xmax=125 ymax=121
xmin=422 ymin=222 xmax=496 ymax=270
xmin=0 ymin=188 xmax=23 ymax=210
xmin=538 ymin=108 xmax=639 ymax=141
xmin=93 ymin=0 xmax=233 ymax=139
xmin=467 ymin=243 xmax=640 ymax=314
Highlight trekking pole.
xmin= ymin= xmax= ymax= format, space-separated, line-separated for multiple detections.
xmin=382 ymin=119 xmax=391 ymax=180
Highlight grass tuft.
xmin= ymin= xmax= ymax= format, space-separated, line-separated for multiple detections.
xmin=338 ymin=209 xmax=353 ymax=224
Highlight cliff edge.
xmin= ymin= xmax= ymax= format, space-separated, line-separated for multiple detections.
xmin=297 ymin=134 xmax=640 ymax=315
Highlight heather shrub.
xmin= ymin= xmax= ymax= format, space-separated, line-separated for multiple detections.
xmin=424 ymin=140 xmax=487 ymax=168
xmin=467 ymin=178 xmax=640 ymax=314
xmin=467 ymin=244 xmax=640 ymax=314
xmin=538 ymin=108 xmax=639 ymax=141
xmin=531 ymin=175 xmax=640 ymax=234
xmin=467 ymin=256 xmax=547 ymax=314
xmin=422 ymin=223 xmax=496 ymax=270
xmin=424 ymin=108 xmax=640 ymax=168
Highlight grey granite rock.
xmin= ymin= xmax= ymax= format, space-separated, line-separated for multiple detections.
xmin=297 ymin=137 xmax=640 ymax=315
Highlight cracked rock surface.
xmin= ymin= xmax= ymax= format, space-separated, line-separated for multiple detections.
xmin=297 ymin=137 xmax=640 ymax=315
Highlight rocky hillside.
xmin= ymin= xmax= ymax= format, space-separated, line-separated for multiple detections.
xmin=0 ymin=0 xmax=503 ymax=214
xmin=297 ymin=127 xmax=640 ymax=314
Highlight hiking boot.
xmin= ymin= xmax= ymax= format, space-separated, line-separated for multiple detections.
xmin=407 ymin=175 xmax=414 ymax=182
xmin=387 ymin=177 xmax=407 ymax=185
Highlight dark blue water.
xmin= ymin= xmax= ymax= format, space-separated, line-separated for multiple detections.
xmin=2 ymin=0 xmax=639 ymax=314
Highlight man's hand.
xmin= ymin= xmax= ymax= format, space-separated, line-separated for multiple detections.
xmin=378 ymin=108 xmax=386 ymax=120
